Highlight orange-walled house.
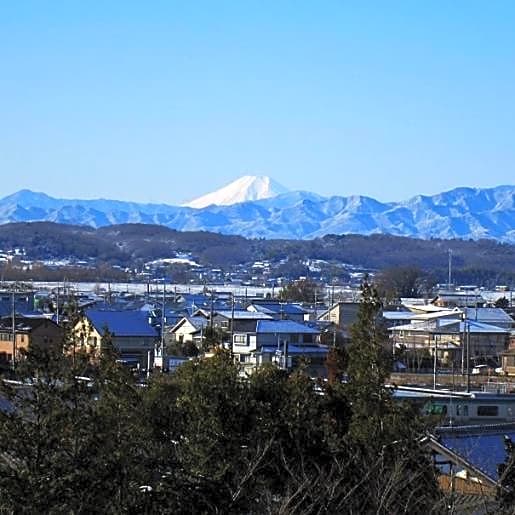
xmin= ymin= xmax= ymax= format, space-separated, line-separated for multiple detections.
xmin=0 ymin=316 xmax=64 ymax=364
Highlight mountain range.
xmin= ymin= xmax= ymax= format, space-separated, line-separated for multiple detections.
xmin=0 ymin=178 xmax=514 ymax=243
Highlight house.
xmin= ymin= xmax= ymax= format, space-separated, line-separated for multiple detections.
xmin=393 ymin=306 xmax=514 ymax=330
xmin=246 ymin=302 xmax=307 ymax=322
xmin=426 ymin=426 xmax=515 ymax=505
xmin=500 ymin=331 xmax=515 ymax=375
xmin=463 ymin=308 xmax=514 ymax=330
xmin=500 ymin=348 xmax=515 ymax=376
xmin=317 ymin=302 xmax=361 ymax=329
xmin=73 ymin=310 xmax=158 ymax=369
xmin=0 ymin=290 xmax=36 ymax=317
xmin=431 ymin=291 xmax=486 ymax=308
xmin=383 ymin=308 xmax=463 ymax=328
xmin=210 ymin=310 xmax=272 ymax=333
xmin=169 ymin=316 xmax=209 ymax=344
xmin=389 ymin=315 xmax=510 ymax=370
xmin=166 ymin=355 xmax=191 ymax=373
xmin=382 ymin=309 xmax=423 ymax=328
xmin=0 ymin=316 xmax=64 ymax=364
xmin=232 ymin=319 xmax=327 ymax=377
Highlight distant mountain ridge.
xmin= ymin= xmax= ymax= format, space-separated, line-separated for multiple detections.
xmin=0 ymin=184 xmax=514 ymax=243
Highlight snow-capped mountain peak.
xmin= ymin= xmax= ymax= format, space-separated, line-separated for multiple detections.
xmin=183 ymin=175 xmax=289 ymax=208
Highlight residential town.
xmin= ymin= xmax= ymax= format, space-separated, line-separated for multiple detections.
xmin=1 ymin=280 xmax=514 ymax=377
xmin=2 ymin=2 xmax=515 ymax=512
xmin=1 ymin=276 xmax=515 ymax=511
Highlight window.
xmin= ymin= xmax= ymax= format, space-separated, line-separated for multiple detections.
xmin=456 ymin=404 xmax=469 ymax=416
xmin=234 ymin=334 xmax=247 ymax=345
xmin=239 ymin=354 xmax=248 ymax=363
xmin=477 ymin=405 xmax=498 ymax=417
xmin=427 ymin=404 xmax=447 ymax=416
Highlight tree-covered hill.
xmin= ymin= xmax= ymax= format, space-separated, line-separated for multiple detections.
xmin=0 ymin=222 xmax=514 ymax=285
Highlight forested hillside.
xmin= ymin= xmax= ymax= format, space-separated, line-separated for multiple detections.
xmin=0 ymin=222 xmax=514 ymax=285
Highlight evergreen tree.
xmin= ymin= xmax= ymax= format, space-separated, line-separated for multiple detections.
xmin=89 ymin=331 xmax=152 ymax=513
xmin=346 ymin=279 xmax=393 ymax=446
xmin=344 ymin=279 xmax=443 ymax=513
xmin=0 ymin=297 xmax=447 ymax=514
xmin=0 ymin=346 xmax=105 ymax=513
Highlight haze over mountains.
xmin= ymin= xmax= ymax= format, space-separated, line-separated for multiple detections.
xmin=0 ymin=177 xmax=514 ymax=243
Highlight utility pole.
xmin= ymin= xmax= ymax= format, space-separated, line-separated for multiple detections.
xmin=466 ymin=320 xmax=471 ymax=393
xmin=11 ymin=288 xmax=16 ymax=370
xmin=160 ymin=282 xmax=166 ymax=370
xmin=433 ymin=333 xmax=438 ymax=390
xmin=210 ymin=291 xmax=214 ymax=331
xmin=448 ymin=249 xmax=453 ymax=289
xmin=464 ymin=322 xmax=466 ymax=376
xmin=56 ymin=284 xmax=60 ymax=325
xmin=230 ymin=292 xmax=235 ymax=359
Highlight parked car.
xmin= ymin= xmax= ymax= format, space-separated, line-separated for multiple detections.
xmin=471 ymin=364 xmax=495 ymax=375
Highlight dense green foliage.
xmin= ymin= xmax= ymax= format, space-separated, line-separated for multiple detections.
xmin=0 ymin=352 xmax=445 ymax=514
xmin=0 ymin=284 xmax=490 ymax=513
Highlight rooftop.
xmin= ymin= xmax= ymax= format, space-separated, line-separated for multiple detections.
xmin=85 ymin=310 xmax=158 ymax=338
xmin=256 ymin=320 xmax=320 ymax=334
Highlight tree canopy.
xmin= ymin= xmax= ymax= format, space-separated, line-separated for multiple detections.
xmin=0 ymin=291 xmax=477 ymax=513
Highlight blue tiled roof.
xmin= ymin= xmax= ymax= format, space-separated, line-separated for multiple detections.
xmin=390 ymin=319 xmax=510 ymax=334
xmin=0 ymin=299 xmax=35 ymax=317
xmin=256 ymin=320 xmax=319 ymax=334
xmin=440 ymin=430 xmax=515 ymax=481
xmin=465 ymin=308 xmax=514 ymax=324
xmin=85 ymin=309 xmax=158 ymax=338
xmin=454 ymin=320 xmax=509 ymax=334
xmin=186 ymin=316 xmax=209 ymax=331
xmin=251 ymin=302 xmax=307 ymax=315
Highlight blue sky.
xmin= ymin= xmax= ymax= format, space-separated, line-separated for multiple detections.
xmin=1 ymin=1 xmax=514 ymax=204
